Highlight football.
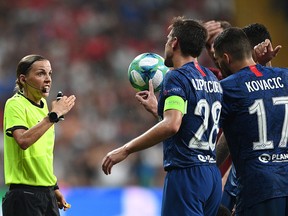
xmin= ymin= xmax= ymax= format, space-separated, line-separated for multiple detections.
xmin=128 ymin=53 xmax=169 ymax=92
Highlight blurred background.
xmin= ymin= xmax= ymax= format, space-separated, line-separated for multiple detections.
xmin=0 ymin=0 xmax=287 ymax=215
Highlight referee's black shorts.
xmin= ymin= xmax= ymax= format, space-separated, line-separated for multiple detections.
xmin=2 ymin=184 xmax=60 ymax=216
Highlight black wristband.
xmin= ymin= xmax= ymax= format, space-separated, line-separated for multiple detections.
xmin=54 ymin=182 xmax=59 ymax=190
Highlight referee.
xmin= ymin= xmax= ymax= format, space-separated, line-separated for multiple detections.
xmin=2 ymin=54 xmax=76 ymax=216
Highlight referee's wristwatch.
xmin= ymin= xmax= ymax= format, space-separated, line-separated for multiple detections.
xmin=48 ymin=112 xmax=59 ymax=123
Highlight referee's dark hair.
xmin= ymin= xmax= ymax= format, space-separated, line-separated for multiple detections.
xmin=15 ymin=54 xmax=47 ymax=92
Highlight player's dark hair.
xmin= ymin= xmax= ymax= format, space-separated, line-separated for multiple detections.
xmin=242 ymin=23 xmax=272 ymax=48
xmin=214 ymin=27 xmax=252 ymax=61
xmin=169 ymin=16 xmax=207 ymax=57
xmin=15 ymin=54 xmax=47 ymax=92
xmin=220 ymin=21 xmax=232 ymax=30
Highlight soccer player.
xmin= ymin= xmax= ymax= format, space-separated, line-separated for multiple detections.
xmin=203 ymin=20 xmax=237 ymax=213
xmin=102 ymin=16 xmax=223 ymax=216
xmin=215 ymin=22 xmax=282 ymax=214
xmin=214 ymin=27 xmax=288 ymax=216
xmin=2 ymin=54 xmax=76 ymax=216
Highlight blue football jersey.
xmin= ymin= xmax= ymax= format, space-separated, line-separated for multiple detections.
xmin=220 ymin=64 xmax=288 ymax=212
xmin=158 ymin=62 xmax=223 ymax=170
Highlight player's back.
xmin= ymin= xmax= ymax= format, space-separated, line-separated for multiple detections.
xmin=158 ymin=62 xmax=223 ymax=170
xmin=220 ymin=64 xmax=288 ymax=210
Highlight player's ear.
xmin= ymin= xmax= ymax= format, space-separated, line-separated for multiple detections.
xmin=223 ymin=53 xmax=230 ymax=64
xmin=171 ymin=37 xmax=178 ymax=49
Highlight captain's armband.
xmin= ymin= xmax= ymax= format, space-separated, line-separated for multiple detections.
xmin=164 ymin=96 xmax=187 ymax=115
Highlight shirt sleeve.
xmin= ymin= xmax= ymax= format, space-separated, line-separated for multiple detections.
xmin=4 ymin=99 xmax=29 ymax=136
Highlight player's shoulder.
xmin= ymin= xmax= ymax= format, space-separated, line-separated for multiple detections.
xmin=265 ymin=65 xmax=288 ymax=73
xmin=208 ymin=67 xmax=223 ymax=80
xmin=255 ymin=63 xmax=287 ymax=72
xmin=163 ymin=68 xmax=177 ymax=81
xmin=219 ymin=73 xmax=237 ymax=85
xmin=203 ymin=67 xmax=221 ymax=81
xmin=188 ymin=62 xmax=220 ymax=80
xmin=255 ymin=65 xmax=288 ymax=82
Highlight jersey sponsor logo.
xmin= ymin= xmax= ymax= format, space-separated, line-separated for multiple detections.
xmin=258 ymin=153 xmax=271 ymax=163
xmin=163 ymin=87 xmax=181 ymax=95
xmin=197 ymin=154 xmax=216 ymax=163
xmin=258 ymin=153 xmax=288 ymax=163
xmin=245 ymin=77 xmax=284 ymax=92
xmin=191 ymin=79 xmax=223 ymax=93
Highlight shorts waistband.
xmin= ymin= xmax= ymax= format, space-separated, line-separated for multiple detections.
xmin=9 ymin=184 xmax=54 ymax=191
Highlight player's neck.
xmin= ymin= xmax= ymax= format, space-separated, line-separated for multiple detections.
xmin=232 ymin=58 xmax=256 ymax=74
xmin=173 ymin=55 xmax=197 ymax=69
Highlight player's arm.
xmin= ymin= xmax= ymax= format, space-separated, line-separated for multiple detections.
xmin=221 ymin=165 xmax=232 ymax=191
xmin=216 ymin=132 xmax=230 ymax=167
xmin=126 ymin=108 xmax=182 ymax=152
xmin=102 ymin=109 xmax=182 ymax=175
xmin=102 ymin=95 xmax=185 ymax=175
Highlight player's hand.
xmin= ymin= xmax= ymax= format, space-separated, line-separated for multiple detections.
xmin=51 ymin=95 xmax=76 ymax=117
xmin=102 ymin=146 xmax=129 ymax=175
xmin=55 ymin=189 xmax=71 ymax=211
xmin=203 ymin=20 xmax=222 ymax=48
xmin=254 ymin=39 xmax=282 ymax=66
xmin=135 ymin=80 xmax=158 ymax=118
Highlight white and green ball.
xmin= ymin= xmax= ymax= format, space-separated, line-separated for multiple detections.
xmin=128 ymin=53 xmax=169 ymax=92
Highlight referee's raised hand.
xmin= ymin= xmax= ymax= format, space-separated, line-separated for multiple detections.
xmin=51 ymin=94 xmax=76 ymax=118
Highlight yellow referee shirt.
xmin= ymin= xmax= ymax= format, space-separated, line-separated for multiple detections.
xmin=3 ymin=92 xmax=57 ymax=186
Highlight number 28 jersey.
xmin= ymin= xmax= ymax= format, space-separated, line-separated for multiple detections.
xmin=220 ymin=64 xmax=288 ymax=211
xmin=158 ymin=62 xmax=223 ymax=171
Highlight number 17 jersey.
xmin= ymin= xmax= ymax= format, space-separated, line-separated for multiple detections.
xmin=220 ymin=64 xmax=288 ymax=212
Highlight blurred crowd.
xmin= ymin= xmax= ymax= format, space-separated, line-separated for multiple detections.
xmin=0 ymin=0 xmax=233 ymax=187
